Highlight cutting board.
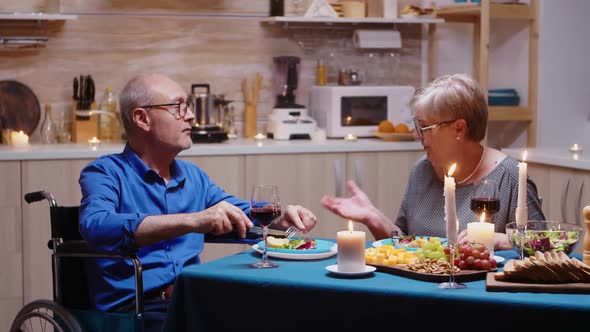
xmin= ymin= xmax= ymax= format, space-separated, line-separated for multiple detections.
xmin=369 ymin=263 xmax=494 ymax=283
xmin=0 ymin=80 xmax=41 ymax=136
xmin=485 ymin=273 xmax=590 ymax=294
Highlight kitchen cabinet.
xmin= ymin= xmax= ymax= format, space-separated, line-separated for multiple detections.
xmin=346 ymin=151 xmax=424 ymax=241
xmin=245 ymin=152 xmax=346 ymax=238
xmin=0 ymin=14 xmax=77 ymax=49
xmin=528 ymin=163 xmax=588 ymax=255
xmin=431 ymin=0 xmax=539 ymax=146
xmin=0 ymin=161 xmax=22 ymax=332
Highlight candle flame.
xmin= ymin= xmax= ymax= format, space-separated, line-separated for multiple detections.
xmin=480 ymin=212 xmax=486 ymax=223
xmin=348 ymin=220 xmax=353 ymax=232
xmin=522 ymin=150 xmax=528 ymax=162
xmin=447 ymin=163 xmax=457 ymax=177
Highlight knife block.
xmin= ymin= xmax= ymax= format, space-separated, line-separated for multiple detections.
xmin=71 ymin=100 xmax=98 ymax=143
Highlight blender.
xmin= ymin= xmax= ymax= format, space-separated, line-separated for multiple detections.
xmin=266 ymin=56 xmax=317 ymax=140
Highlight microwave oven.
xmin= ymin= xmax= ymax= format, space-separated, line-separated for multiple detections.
xmin=309 ymin=85 xmax=415 ymax=138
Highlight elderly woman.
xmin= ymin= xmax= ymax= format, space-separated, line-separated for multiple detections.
xmin=321 ymin=74 xmax=544 ymax=250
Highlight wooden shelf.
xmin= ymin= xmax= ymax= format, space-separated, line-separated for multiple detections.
xmin=262 ymin=16 xmax=444 ymax=25
xmin=0 ymin=13 xmax=77 ymax=21
xmin=488 ymin=106 xmax=533 ymax=122
xmin=435 ymin=3 xmax=534 ymax=21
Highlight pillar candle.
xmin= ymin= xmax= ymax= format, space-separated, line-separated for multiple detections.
xmin=467 ymin=212 xmax=494 ymax=254
xmin=10 ymin=130 xmax=29 ymax=148
xmin=444 ymin=163 xmax=458 ymax=243
xmin=337 ymin=220 xmax=366 ymax=272
xmin=516 ymin=150 xmax=528 ymax=226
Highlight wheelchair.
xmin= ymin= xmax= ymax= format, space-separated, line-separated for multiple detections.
xmin=10 ymin=191 xmax=146 ymax=332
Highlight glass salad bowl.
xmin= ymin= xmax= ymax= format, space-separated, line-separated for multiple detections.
xmin=505 ymin=221 xmax=582 ymax=257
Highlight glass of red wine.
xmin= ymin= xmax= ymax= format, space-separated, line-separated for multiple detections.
xmin=250 ymin=184 xmax=281 ymax=268
xmin=470 ymin=179 xmax=500 ymax=223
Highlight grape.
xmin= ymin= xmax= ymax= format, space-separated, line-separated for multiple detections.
xmin=450 ymin=241 xmax=495 ymax=271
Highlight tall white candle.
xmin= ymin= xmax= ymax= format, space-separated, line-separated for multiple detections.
xmin=10 ymin=130 xmax=29 ymax=148
xmin=516 ymin=150 xmax=528 ymax=226
xmin=444 ymin=163 xmax=458 ymax=243
xmin=336 ymin=220 xmax=366 ymax=272
xmin=467 ymin=212 xmax=494 ymax=255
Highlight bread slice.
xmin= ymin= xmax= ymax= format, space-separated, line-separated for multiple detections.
xmin=494 ymin=250 xmax=590 ymax=283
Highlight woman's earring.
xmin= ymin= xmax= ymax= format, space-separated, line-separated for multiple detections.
xmin=456 ymin=136 xmax=460 ymax=141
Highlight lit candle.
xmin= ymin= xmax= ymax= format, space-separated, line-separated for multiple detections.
xmin=10 ymin=130 xmax=29 ymax=148
xmin=516 ymin=150 xmax=528 ymax=226
xmin=569 ymin=144 xmax=583 ymax=153
xmin=88 ymin=137 xmax=101 ymax=151
xmin=444 ymin=163 xmax=458 ymax=243
xmin=467 ymin=212 xmax=494 ymax=255
xmin=336 ymin=220 xmax=366 ymax=272
xmin=254 ymin=132 xmax=266 ymax=140
xmin=344 ymin=133 xmax=358 ymax=142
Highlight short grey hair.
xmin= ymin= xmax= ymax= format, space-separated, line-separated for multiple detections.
xmin=410 ymin=74 xmax=488 ymax=142
xmin=118 ymin=74 xmax=155 ymax=137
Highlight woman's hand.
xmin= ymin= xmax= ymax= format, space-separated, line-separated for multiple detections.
xmin=320 ymin=180 xmax=376 ymax=222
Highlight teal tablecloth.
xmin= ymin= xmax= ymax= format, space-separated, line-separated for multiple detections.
xmin=164 ymin=243 xmax=589 ymax=331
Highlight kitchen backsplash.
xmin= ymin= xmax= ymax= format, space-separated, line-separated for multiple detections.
xmin=0 ymin=0 xmax=424 ymax=141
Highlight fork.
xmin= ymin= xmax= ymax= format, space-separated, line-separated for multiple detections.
xmin=285 ymin=226 xmax=301 ymax=239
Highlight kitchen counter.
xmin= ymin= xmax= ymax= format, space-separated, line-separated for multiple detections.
xmin=503 ymin=147 xmax=590 ymax=171
xmin=0 ymin=138 xmax=423 ymax=161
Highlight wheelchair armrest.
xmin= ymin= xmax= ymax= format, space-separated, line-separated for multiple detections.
xmin=54 ymin=240 xmax=144 ymax=317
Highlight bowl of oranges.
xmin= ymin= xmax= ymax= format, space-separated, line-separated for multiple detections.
xmin=374 ymin=120 xmax=416 ymax=141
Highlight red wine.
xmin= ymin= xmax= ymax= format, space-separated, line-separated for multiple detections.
xmin=251 ymin=207 xmax=281 ymax=226
xmin=470 ymin=198 xmax=500 ymax=215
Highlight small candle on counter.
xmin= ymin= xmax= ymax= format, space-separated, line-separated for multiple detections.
xmin=444 ymin=163 xmax=458 ymax=243
xmin=344 ymin=133 xmax=358 ymax=142
xmin=11 ymin=130 xmax=29 ymax=148
xmin=467 ymin=212 xmax=494 ymax=255
xmin=569 ymin=143 xmax=583 ymax=153
xmin=516 ymin=150 xmax=528 ymax=226
xmin=336 ymin=220 xmax=366 ymax=272
xmin=254 ymin=132 xmax=266 ymax=140
xmin=88 ymin=137 xmax=101 ymax=151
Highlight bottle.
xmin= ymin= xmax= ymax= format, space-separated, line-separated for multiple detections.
xmin=99 ymin=87 xmax=121 ymax=142
xmin=40 ymin=104 xmax=57 ymax=144
xmin=270 ymin=0 xmax=284 ymax=16
xmin=316 ymin=59 xmax=327 ymax=86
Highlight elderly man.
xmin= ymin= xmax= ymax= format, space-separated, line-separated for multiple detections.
xmin=79 ymin=73 xmax=317 ymax=331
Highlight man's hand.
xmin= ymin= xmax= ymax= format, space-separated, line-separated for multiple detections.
xmin=274 ymin=205 xmax=317 ymax=234
xmin=195 ymin=201 xmax=253 ymax=238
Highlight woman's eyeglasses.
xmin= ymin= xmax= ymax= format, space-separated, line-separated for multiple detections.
xmin=140 ymin=100 xmax=194 ymax=119
xmin=413 ymin=118 xmax=457 ymax=139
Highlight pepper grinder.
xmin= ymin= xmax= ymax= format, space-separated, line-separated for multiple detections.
xmin=584 ymin=205 xmax=590 ymax=266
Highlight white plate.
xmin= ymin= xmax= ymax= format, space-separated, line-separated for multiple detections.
xmin=325 ymin=264 xmax=376 ymax=276
xmin=493 ymin=255 xmax=505 ymax=263
xmin=252 ymin=243 xmax=337 ymax=260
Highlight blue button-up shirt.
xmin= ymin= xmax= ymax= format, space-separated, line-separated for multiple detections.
xmin=79 ymin=145 xmax=250 ymax=311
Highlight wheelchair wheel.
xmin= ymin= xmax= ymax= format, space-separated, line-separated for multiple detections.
xmin=10 ymin=299 xmax=82 ymax=332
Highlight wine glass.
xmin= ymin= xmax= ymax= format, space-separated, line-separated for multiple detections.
xmin=438 ymin=240 xmax=466 ymax=289
xmin=471 ymin=179 xmax=500 ymax=223
xmin=250 ymin=184 xmax=281 ymax=269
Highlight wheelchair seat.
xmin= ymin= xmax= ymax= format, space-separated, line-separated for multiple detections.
xmin=10 ymin=191 xmax=145 ymax=332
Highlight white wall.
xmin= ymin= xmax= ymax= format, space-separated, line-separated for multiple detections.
xmin=429 ymin=0 xmax=589 ymax=149
xmin=536 ymin=0 xmax=590 ymax=148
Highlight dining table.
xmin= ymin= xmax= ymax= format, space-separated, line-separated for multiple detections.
xmin=164 ymin=239 xmax=589 ymax=331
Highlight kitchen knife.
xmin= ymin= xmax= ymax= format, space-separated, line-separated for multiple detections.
xmin=88 ymin=75 xmax=95 ymax=107
xmin=78 ymin=75 xmax=85 ymax=109
xmin=73 ymin=77 xmax=78 ymax=101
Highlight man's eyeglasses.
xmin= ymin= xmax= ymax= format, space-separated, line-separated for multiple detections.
xmin=140 ymin=100 xmax=194 ymax=119
xmin=413 ymin=118 xmax=457 ymax=139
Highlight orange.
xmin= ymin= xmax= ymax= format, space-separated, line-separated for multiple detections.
xmin=394 ymin=123 xmax=410 ymax=134
xmin=378 ymin=120 xmax=395 ymax=133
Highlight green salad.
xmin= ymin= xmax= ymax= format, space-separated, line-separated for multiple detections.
xmin=509 ymin=229 xmax=579 ymax=257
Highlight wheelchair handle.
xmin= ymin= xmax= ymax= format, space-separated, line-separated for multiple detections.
xmin=24 ymin=190 xmax=57 ymax=207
